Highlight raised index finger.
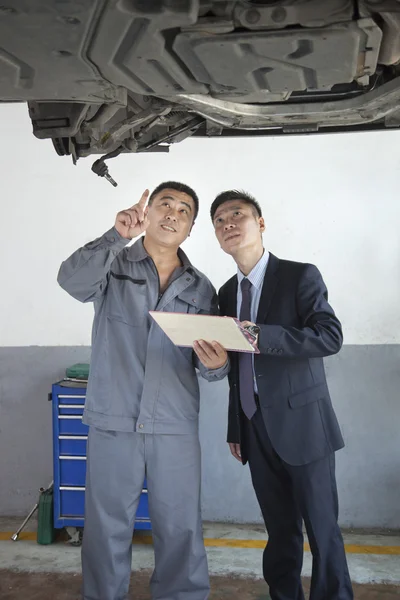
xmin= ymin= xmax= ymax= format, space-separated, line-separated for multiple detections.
xmin=130 ymin=189 xmax=149 ymax=222
xmin=138 ymin=189 xmax=150 ymax=208
xmin=129 ymin=189 xmax=149 ymax=211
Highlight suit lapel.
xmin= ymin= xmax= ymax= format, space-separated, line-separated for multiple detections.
xmin=256 ymin=253 xmax=279 ymax=323
xmin=221 ymin=276 xmax=239 ymax=372
xmin=224 ymin=276 xmax=238 ymax=318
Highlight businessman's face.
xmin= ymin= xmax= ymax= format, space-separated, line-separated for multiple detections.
xmin=145 ymin=188 xmax=195 ymax=247
xmin=213 ymin=200 xmax=264 ymax=255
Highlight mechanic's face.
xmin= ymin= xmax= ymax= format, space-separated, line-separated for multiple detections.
xmin=146 ymin=188 xmax=195 ymax=247
xmin=213 ymin=200 xmax=264 ymax=256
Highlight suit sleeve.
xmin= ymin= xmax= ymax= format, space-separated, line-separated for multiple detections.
xmin=257 ymin=264 xmax=343 ymax=358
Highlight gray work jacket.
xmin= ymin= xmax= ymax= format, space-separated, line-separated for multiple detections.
xmin=58 ymin=228 xmax=228 ymax=434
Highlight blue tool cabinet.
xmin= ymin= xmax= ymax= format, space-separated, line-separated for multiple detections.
xmin=52 ymin=381 xmax=151 ymax=530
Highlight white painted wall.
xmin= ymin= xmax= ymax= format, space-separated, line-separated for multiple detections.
xmin=1 ymin=104 xmax=400 ymax=528
xmin=0 ymin=103 xmax=399 ymax=346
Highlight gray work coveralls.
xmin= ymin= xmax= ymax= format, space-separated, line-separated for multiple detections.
xmin=58 ymin=228 xmax=228 ymax=600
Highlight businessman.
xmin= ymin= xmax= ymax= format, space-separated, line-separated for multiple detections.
xmin=211 ymin=190 xmax=353 ymax=600
xmin=58 ymin=182 xmax=228 ymax=600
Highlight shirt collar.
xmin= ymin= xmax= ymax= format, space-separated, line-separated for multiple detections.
xmin=237 ymin=250 xmax=270 ymax=290
xmin=127 ymin=237 xmax=193 ymax=270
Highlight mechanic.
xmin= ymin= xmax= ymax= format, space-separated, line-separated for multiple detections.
xmin=58 ymin=182 xmax=228 ymax=600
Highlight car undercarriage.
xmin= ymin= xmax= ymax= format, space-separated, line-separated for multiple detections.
xmin=2 ymin=1 xmax=400 ymax=183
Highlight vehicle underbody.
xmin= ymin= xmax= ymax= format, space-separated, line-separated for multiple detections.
xmin=2 ymin=1 xmax=400 ymax=181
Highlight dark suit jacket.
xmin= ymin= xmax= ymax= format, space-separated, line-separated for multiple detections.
xmin=218 ymin=253 xmax=345 ymax=467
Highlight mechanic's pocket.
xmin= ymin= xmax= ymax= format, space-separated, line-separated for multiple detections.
xmin=106 ymin=273 xmax=148 ymax=326
xmin=175 ymin=289 xmax=212 ymax=314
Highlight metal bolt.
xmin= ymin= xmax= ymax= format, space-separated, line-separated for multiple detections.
xmin=245 ymin=9 xmax=261 ymax=24
xmin=271 ymin=7 xmax=286 ymax=23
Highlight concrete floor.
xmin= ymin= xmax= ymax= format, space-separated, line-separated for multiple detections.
xmin=0 ymin=517 xmax=399 ymax=599
xmin=1 ymin=570 xmax=400 ymax=600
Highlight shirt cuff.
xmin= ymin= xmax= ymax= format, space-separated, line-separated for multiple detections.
xmin=85 ymin=227 xmax=130 ymax=252
xmin=204 ymin=358 xmax=230 ymax=380
xmin=104 ymin=227 xmax=130 ymax=247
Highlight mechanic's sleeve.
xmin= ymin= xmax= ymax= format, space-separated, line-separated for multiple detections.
xmin=257 ymin=264 xmax=343 ymax=358
xmin=57 ymin=227 xmax=129 ymax=303
xmin=194 ymin=290 xmax=230 ymax=382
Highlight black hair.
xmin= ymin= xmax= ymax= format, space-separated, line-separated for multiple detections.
xmin=149 ymin=181 xmax=199 ymax=220
xmin=210 ymin=190 xmax=262 ymax=221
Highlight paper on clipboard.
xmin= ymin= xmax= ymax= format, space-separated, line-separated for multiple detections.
xmin=149 ymin=311 xmax=259 ymax=353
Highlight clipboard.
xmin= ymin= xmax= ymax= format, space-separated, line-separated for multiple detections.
xmin=149 ymin=311 xmax=259 ymax=353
